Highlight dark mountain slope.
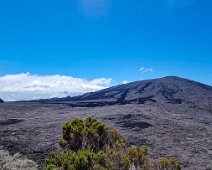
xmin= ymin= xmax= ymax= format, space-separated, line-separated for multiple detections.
xmin=40 ymin=76 xmax=212 ymax=111
xmin=1 ymin=77 xmax=212 ymax=169
xmin=0 ymin=98 xmax=4 ymax=103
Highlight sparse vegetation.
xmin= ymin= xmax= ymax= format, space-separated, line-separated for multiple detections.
xmin=0 ymin=149 xmax=38 ymax=170
xmin=45 ymin=117 xmax=182 ymax=170
xmin=156 ymin=157 xmax=182 ymax=170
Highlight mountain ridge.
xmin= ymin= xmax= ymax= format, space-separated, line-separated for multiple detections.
xmin=0 ymin=99 xmax=4 ymax=103
xmin=36 ymin=76 xmax=212 ymax=111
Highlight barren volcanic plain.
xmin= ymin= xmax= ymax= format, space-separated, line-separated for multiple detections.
xmin=0 ymin=76 xmax=212 ymax=169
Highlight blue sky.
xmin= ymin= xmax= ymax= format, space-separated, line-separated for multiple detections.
xmin=0 ymin=0 xmax=211 ymax=100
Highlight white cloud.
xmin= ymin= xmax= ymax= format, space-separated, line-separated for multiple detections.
xmin=0 ymin=73 xmax=112 ymax=101
xmin=139 ymin=67 xmax=153 ymax=73
xmin=122 ymin=80 xmax=129 ymax=84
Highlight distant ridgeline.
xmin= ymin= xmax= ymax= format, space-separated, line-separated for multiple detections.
xmin=35 ymin=76 xmax=212 ymax=110
xmin=0 ymin=99 xmax=4 ymax=103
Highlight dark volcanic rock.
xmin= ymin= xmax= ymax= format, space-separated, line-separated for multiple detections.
xmin=0 ymin=118 xmax=25 ymax=125
xmin=1 ymin=102 xmax=212 ymax=170
xmin=118 ymin=121 xmax=152 ymax=130
xmin=116 ymin=114 xmax=152 ymax=130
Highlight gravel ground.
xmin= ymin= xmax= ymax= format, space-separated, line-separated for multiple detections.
xmin=0 ymin=102 xmax=212 ymax=170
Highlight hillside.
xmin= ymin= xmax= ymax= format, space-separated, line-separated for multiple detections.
xmin=0 ymin=99 xmax=4 ymax=103
xmin=39 ymin=76 xmax=212 ymax=111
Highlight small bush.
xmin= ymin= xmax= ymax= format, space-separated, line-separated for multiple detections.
xmin=45 ymin=117 xmax=182 ymax=170
xmin=59 ymin=117 xmax=126 ymax=153
xmin=156 ymin=157 xmax=182 ymax=170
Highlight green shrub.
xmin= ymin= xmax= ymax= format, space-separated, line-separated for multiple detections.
xmin=128 ymin=146 xmax=150 ymax=170
xmin=45 ymin=117 xmax=182 ymax=170
xmin=60 ymin=117 xmax=124 ymax=152
xmin=45 ymin=150 xmax=110 ymax=170
xmin=156 ymin=157 xmax=182 ymax=170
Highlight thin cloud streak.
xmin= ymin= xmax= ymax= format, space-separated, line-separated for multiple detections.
xmin=139 ymin=67 xmax=153 ymax=73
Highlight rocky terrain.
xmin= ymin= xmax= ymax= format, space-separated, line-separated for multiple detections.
xmin=0 ymin=76 xmax=212 ymax=169
xmin=0 ymin=98 xmax=4 ymax=103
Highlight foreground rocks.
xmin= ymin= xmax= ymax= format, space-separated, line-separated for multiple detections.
xmin=0 ymin=102 xmax=212 ymax=169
